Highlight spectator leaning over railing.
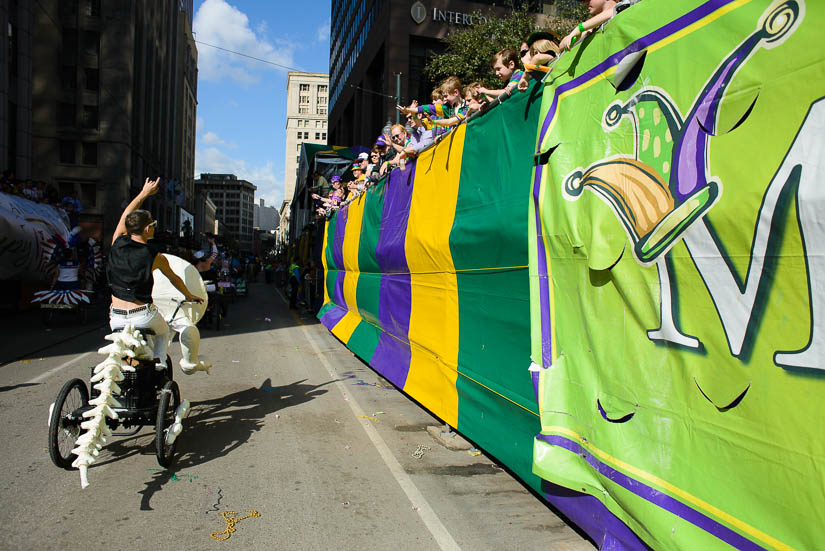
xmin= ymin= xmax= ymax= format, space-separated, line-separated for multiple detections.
xmin=365 ymin=147 xmax=385 ymax=184
xmin=405 ymin=111 xmax=434 ymax=155
xmin=478 ymin=49 xmax=523 ymax=99
xmin=559 ymin=0 xmax=618 ymax=51
xmin=517 ymin=32 xmax=562 ymax=92
xmin=398 ymin=76 xmax=464 ymax=136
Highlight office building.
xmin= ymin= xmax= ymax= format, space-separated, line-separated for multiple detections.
xmin=2 ymin=1 xmax=33 ymax=179
xmin=328 ymin=0 xmax=544 ymax=147
xmin=194 ymin=173 xmax=256 ymax=253
xmin=284 ymin=72 xmax=329 ymax=211
xmin=253 ymin=198 xmax=280 ymax=232
xmin=28 ymin=0 xmax=198 ymax=243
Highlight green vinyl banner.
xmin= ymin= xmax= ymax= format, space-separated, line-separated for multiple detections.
xmin=530 ymin=0 xmax=824 ymax=549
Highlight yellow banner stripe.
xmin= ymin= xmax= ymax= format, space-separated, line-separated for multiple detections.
xmin=403 ymin=128 xmax=466 ymax=428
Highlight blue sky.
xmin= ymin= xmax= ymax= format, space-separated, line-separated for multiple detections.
xmin=192 ymin=0 xmax=331 ymax=208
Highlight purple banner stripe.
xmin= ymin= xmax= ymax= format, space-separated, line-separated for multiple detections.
xmin=370 ymin=331 xmax=412 ymax=388
xmin=531 ymin=0 xmax=739 ymax=366
xmin=331 ymin=206 xmax=349 ymax=308
xmin=375 ymin=165 xmax=416 ymax=273
xmin=532 ymin=167 xmax=553 ymax=366
xmin=536 ymin=434 xmax=767 ymax=551
xmin=370 ymin=164 xmax=418 ymax=387
xmin=320 ymin=303 xmax=347 ymax=331
xmin=542 ymin=482 xmax=650 ymax=551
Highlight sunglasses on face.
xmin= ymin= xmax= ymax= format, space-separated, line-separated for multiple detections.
xmin=520 ymin=48 xmax=530 ymax=57
xmin=147 ymin=220 xmax=158 ymax=229
xmin=392 ymin=133 xmax=403 ymax=139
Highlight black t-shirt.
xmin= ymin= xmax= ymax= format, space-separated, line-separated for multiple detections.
xmin=107 ymin=236 xmax=156 ymax=303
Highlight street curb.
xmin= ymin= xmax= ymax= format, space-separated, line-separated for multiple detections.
xmin=426 ymin=425 xmax=473 ymax=451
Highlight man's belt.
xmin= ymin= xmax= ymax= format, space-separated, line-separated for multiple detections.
xmin=111 ymin=304 xmax=150 ymax=315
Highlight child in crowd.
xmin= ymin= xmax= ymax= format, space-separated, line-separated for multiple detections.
xmin=559 ymin=0 xmax=618 ymax=51
xmin=427 ymin=83 xmax=485 ymax=128
xmin=312 ymin=175 xmax=346 ymax=215
xmin=517 ymin=32 xmax=561 ymax=92
xmin=398 ymin=76 xmax=464 ymax=127
xmin=478 ymin=50 xmax=523 ymax=99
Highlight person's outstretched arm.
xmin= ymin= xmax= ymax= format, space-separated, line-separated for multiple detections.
xmin=153 ymin=253 xmax=203 ymax=303
xmin=112 ymin=177 xmax=160 ymax=245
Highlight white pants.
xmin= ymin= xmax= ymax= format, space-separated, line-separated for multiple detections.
xmin=109 ymin=304 xmax=170 ymax=361
xmin=169 ymin=316 xmax=203 ymax=369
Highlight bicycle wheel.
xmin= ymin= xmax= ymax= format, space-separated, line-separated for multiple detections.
xmin=155 ymin=380 xmax=180 ymax=467
xmin=48 ymin=379 xmax=89 ymax=469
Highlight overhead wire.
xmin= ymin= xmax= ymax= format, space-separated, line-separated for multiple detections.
xmin=194 ymin=40 xmax=397 ymax=100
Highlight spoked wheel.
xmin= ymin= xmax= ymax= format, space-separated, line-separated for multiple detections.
xmin=48 ymin=379 xmax=89 ymax=469
xmin=155 ymin=380 xmax=181 ymax=467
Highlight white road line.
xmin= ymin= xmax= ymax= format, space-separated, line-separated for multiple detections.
xmin=26 ymin=351 xmax=95 ymax=385
xmin=294 ymin=310 xmax=462 ymax=551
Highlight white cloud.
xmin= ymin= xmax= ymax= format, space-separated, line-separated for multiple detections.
xmin=193 ymin=0 xmax=295 ymax=84
xmin=195 ymin=147 xmax=285 ymax=208
xmin=200 ymin=131 xmax=236 ymax=148
xmin=315 ymin=19 xmax=330 ymax=43
xmin=196 ymin=115 xmax=205 ymax=135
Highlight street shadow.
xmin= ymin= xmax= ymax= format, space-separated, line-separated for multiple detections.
xmin=136 ymin=377 xmax=333 ymax=510
xmin=0 ymin=382 xmax=39 ymax=392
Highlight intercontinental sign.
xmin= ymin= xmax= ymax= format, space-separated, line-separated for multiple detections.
xmin=410 ymin=1 xmax=489 ymax=25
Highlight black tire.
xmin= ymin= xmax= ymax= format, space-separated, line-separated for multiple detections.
xmin=155 ymin=380 xmax=181 ymax=467
xmin=164 ymin=356 xmax=174 ymax=382
xmin=48 ymin=379 xmax=89 ymax=469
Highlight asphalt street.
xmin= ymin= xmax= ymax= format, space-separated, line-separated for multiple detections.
xmin=0 ymin=281 xmax=593 ymax=550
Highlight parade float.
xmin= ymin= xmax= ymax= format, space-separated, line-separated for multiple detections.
xmin=318 ymin=1 xmax=824 ymax=549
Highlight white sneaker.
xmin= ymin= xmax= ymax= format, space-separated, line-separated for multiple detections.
xmin=180 ymin=359 xmax=212 ymax=375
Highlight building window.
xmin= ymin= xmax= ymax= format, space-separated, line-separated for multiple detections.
xmin=59 ymin=140 xmax=76 ymax=164
xmin=84 ymin=0 xmax=101 ymax=17
xmin=84 ymin=68 xmax=99 ymax=91
xmin=318 ymin=85 xmax=327 ymax=94
xmin=81 ymin=182 xmax=97 ymax=207
xmin=322 ymin=133 xmax=326 ymax=140
xmin=81 ymin=105 xmax=98 ymax=128
xmin=299 ymin=83 xmax=309 ymax=92
xmin=61 ymin=66 xmax=77 ymax=89
xmin=317 ymin=96 xmax=327 ymax=105
xmin=8 ymin=23 xmax=17 ymax=78
xmin=299 ymin=95 xmax=309 ymax=104
xmin=58 ymin=102 xmax=75 ymax=126
xmin=317 ymin=107 xmax=327 ymax=115
xmin=62 ymin=29 xmax=78 ymax=62
xmin=315 ymin=132 xmax=320 ymax=140
xmin=298 ymin=106 xmax=308 ymax=114
xmin=81 ymin=142 xmax=97 ymax=165
xmin=61 ymin=0 xmax=79 ymax=16
xmin=83 ymin=31 xmax=100 ymax=57
xmin=315 ymin=120 xmax=321 ymax=128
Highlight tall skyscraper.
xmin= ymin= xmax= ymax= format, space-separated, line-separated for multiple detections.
xmin=26 ymin=0 xmax=198 ymax=243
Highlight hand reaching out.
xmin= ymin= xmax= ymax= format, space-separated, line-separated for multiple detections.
xmin=141 ymin=177 xmax=161 ymax=197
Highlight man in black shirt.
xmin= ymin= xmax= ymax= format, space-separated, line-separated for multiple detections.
xmin=108 ymin=177 xmax=202 ymax=364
